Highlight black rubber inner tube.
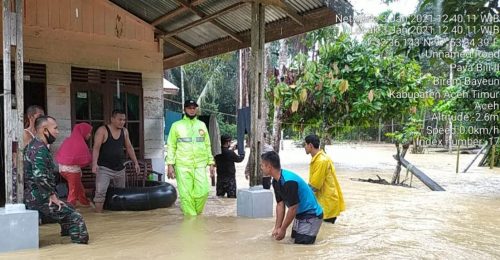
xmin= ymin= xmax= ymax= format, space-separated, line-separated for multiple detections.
xmin=104 ymin=181 xmax=177 ymax=211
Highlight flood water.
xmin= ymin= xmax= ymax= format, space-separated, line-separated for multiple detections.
xmin=2 ymin=142 xmax=500 ymax=259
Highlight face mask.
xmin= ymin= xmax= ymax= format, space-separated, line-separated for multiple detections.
xmin=44 ymin=129 xmax=56 ymax=144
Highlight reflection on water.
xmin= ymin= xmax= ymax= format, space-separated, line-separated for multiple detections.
xmin=1 ymin=143 xmax=500 ymax=259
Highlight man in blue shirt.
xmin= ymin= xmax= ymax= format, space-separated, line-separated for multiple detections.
xmin=260 ymin=151 xmax=323 ymax=244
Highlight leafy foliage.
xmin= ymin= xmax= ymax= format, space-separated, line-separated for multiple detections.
xmin=434 ymin=40 xmax=500 ymax=140
xmin=419 ymin=0 xmax=499 ymax=41
xmin=270 ymin=32 xmax=430 ymax=140
xmin=386 ymin=118 xmax=427 ymax=153
xmin=165 ymin=52 xmax=239 ymax=138
xmin=357 ymin=3 xmax=499 ymax=145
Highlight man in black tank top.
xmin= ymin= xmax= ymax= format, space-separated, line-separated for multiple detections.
xmin=91 ymin=109 xmax=139 ymax=213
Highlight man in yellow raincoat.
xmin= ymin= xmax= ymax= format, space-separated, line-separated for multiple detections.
xmin=167 ymin=99 xmax=215 ymax=216
xmin=304 ymin=134 xmax=345 ymax=223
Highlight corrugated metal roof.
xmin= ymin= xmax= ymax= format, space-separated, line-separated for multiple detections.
xmin=216 ymin=5 xmax=251 ymax=33
xmin=158 ymin=11 xmax=200 ymax=32
xmin=110 ymin=0 xmax=178 ymax=23
xmin=198 ymin=0 xmax=242 ymax=15
xmin=109 ymin=0 xmax=353 ymax=67
xmin=265 ymin=5 xmax=288 ymax=23
xmin=165 ymin=45 xmax=184 ymax=57
xmin=112 ymin=0 xmax=348 ymax=47
xmin=287 ymin=0 xmax=324 ymax=13
xmin=178 ymin=24 xmax=230 ymax=46
xmin=214 ymin=0 xmax=326 ymax=34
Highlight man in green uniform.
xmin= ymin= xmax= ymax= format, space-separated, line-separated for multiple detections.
xmin=24 ymin=115 xmax=89 ymax=244
xmin=167 ymin=100 xmax=215 ymax=216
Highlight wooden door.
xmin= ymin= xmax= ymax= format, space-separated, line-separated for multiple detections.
xmin=70 ymin=67 xmax=143 ymax=159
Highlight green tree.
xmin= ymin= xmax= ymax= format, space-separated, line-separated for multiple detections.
xmin=165 ymin=52 xmax=239 ymax=138
xmin=269 ymin=32 xmax=430 ymax=147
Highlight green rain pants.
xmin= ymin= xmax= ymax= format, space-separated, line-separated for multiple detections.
xmin=175 ymin=166 xmax=210 ymax=216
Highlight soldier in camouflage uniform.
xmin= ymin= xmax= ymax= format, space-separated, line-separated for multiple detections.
xmin=24 ymin=115 xmax=89 ymax=244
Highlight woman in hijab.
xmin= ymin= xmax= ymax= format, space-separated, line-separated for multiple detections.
xmin=55 ymin=123 xmax=93 ymax=207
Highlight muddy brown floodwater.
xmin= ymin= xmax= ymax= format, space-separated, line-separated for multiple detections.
xmin=2 ymin=142 xmax=500 ymax=259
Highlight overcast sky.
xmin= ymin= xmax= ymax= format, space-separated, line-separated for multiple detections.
xmin=342 ymin=0 xmax=420 ymax=36
xmin=349 ymin=0 xmax=419 ymax=16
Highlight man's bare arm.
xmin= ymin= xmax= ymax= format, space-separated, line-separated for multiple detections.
xmin=124 ymin=129 xmax=139 ymax=164
xmin=280 ymin=204 xmax=297 ymax=231
xmin=23 ymin=131 xmax=32 ymax=147
xmin=275 ymin=201 xmax=286 ymax=229
xmin=92 ymin=127 xmax=105 ymax=173
xmin=274 ymin=204 xmax=298 ymax=241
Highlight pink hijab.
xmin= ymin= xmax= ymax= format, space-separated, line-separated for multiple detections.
xmin=56 ymin=123 xmax=92 ymax=167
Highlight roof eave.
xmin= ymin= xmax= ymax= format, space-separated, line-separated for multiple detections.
xmin=163 ymin=5 xmax=352 ymax=69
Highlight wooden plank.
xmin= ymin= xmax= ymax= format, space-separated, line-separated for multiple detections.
xmin=164 ymin=36 xmax=197 ymax=56
xmin=36 ymin=0 xmax=49 ymax=27
xmin=400 ymin=157 xmax=445 ymax=191
xmin=25 ymin=0 xmax=37 ymax=26
xmin=81 ymin=0 xmax=92 ymax=33
xmin=3 ymin=0 xmax=13 ymax=204
xmin=135 ymin=23 xmax=144 ymax=41
xmin=173 ymin=0 xmax=190 ymax=8
xmin=151 ymin=6 xmax=187 ymax=26
xmin=9 ymin=7 xmax=15 ymax=45
xmin=104 ymin=3 xmax=115 ymax=37
xmin=248 ymin=2 xmax=265 ymax=186
xmin=70 ymin=0 xmax=83 ymax=32
xmin=15 ymin=0 xmax=24 ymax=202
xmin=48 ymin=0 xmax=59 ymax=28
xmin=243 ymin=0 xmax=286 ymax=8
xmin=162 ymin=52 xmax=186 ymax=63
xmin=144 ymin=24 xmax=154 ymax=41
xmin=164 ymin=7 xmax=339 ymax=69
xmin=59 ymin=0 xmax=70 ymax=30
xmin=190 ymin=0 xmax=206 ymax=6
xmin=162 ymin=2 xmax=247 ymax=38
xmin=92 ymin=0 xmax=104 ymax=35
xmin=125 ymin=15 xmax=135 ymax=40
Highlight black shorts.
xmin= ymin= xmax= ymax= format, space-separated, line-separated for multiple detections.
xmin=216 ymin=177 xmax=237 ymax=198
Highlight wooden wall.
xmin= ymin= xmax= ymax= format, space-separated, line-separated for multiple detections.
xmin=0 ymin=0 xmax=166 ymax=173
